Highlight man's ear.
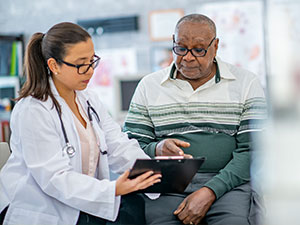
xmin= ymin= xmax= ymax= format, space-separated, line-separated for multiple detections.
xmin=47 ymin=58 xmax=60 ymax=75
xmin=214 ymin=38 xmax=219 ymax=52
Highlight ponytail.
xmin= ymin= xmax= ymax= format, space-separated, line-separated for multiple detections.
xmin=17 ymin=32 xmax=50 ymax=102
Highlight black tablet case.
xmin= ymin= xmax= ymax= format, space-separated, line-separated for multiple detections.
xmin=128 ymin=157 xmax=206 ymax=193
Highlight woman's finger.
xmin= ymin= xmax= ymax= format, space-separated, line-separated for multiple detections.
xmin=133 ymin=170 xmax=155 ymax=182
xmin=119 ymin=170 xmax=130 ymax=181
xmin=135 ymin=174 xmax=161 ymax=190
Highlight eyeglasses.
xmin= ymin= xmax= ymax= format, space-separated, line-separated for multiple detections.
xmin=173 ymin=37 xmax=216 ymax=57
xmin=56 ymin=55 xmax=101 ymax=74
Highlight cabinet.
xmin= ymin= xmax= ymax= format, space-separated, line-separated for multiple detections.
xmin=0 ymin=34 xmax=24 ymax=142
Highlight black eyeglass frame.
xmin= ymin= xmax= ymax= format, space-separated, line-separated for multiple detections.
xmin=56 ymin=55 xmax=101 ymax=74
xmin=172 ymin=37 xmax=216 ymax=58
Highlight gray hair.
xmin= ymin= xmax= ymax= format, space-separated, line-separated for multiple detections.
xmin=175 ymin=14 xmax=216 ymax=36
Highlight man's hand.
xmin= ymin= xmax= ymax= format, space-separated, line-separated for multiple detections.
xmin=156 ymin=138 xmax=192 ymax=158
xmin=173 ymin=187 xmax=216 ymax=225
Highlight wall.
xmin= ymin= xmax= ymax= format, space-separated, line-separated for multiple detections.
xmin=0 ymin=0 xmax=268 ymax=120
xmin=0 ymin=0 xmax=259 ymax=74
xmin=0 ymin=0 xmax=186 ymax=73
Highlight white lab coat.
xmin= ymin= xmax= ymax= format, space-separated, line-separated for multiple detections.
xmin=0 ymin=79 xmax=149 ymax=225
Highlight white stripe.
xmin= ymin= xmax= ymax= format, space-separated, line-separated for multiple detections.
xmin=237 ymin=128 xmax=264 ymax=135
xmin=166 ymin=129 xmax=208 ymax=136
xmin=125 ymin=131 xmax=154 ymax=140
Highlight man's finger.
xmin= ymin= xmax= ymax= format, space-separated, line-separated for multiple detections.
xmin=174 ymin=201 xmax=186 ymax=215
xmin=183 ymin=154 xmax=193 ymax=159
xmin=174 ymin=139 xmax=190 ymax=148
xmin=167 ymin=145 xmax=184 ymax=156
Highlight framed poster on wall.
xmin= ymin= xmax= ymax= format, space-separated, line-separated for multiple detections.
xmin=197 ymin=1 xmax=266 ymax=87
xmin=149 ymin=9 xmax=184 ymax=41
xmin=88 ymin=48 xmax=138 ymax=117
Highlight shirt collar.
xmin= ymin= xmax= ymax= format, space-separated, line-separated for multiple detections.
xmin=215 ymin=56 xmax=236 ymax=80
xmin=161 ymin=56 xmax=236 ymax=86
xmin=160 ymin=64 xmax=176 ymax=85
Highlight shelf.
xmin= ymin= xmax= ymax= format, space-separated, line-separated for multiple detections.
xmin=0 ymin=76 xmax=20 ymax=99
xmin=0 ymin=111 xmax=10 ymax=121
xmin=0 ymin=76 xmax=19 ymax=89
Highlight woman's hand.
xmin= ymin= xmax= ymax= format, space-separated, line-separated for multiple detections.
xmin=115 ymin=170 xmax=161 ymax=196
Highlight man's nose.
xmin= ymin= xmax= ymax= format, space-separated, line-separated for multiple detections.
xmin=183 ymin=50 xmax=195 ymax=61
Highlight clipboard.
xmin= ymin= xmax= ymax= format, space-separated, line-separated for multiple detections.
xmin=128 ymin=156 xmax=206 ymax=193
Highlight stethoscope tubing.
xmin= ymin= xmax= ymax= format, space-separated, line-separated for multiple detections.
xmin=55 ymin=100 xmax=106 ymax=158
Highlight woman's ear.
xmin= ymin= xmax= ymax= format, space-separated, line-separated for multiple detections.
xmin=47 ymin=58 xmax=60 ymax=75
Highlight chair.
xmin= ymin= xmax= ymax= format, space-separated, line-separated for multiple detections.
xmin=0 ymin=142 xmax=11 ymax=170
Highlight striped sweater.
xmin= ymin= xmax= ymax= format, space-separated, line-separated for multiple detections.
xmin=123 ymin=57 xmax=267 ymax=199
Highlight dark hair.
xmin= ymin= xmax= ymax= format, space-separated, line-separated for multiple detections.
xmin=175 ymin=14 xmax=216 ymax=36
xmin=18 ymin=22 xmax=91 ymax=113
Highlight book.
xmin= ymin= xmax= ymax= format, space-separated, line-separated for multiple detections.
xmin=1 ymin=120 xmax=10 ymax=142
xmin=10 ymin=41 xmax=17 ymax=76
xmin=0 ymin=41 xmax=12 ymax=76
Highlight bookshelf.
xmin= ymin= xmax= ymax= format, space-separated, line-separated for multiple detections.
xmin=0 ymin=34 xmax=24 ymax=142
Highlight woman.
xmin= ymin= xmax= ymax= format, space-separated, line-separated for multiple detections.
xmin=0 ymin=22 xmax=161 ymax=225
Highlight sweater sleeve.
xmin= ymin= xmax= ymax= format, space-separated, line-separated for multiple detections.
xmin=123 ymin=80 xmax=158 ymax=158
xmin=204 ymin=77 xmax=267 ymax=199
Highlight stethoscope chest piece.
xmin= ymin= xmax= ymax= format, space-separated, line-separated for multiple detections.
xmin=62 ymin=142 xmax=76 ymax=158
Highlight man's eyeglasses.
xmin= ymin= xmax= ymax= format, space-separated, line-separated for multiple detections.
xmin=56 ymin=55 xmax=101 ymax=74
xmin=173 ymin=37 xmax=216 ymax=57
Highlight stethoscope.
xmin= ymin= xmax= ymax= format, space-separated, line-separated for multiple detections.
xmin=55 ymin=100 xmax=107 ymax=158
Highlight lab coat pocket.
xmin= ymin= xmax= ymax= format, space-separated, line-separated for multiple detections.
xmin=5 ymin=207 xmax=58 ymax=225
xmin=98 ymin=153 xmax=110 ymax=179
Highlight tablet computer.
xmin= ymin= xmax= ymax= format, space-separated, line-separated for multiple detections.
xmin=128 ymin=156 xmax=206 ymax=193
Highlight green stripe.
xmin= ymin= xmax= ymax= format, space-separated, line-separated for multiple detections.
xmin=124 ymin=122 xmax=155 ymax=138
xmin=127 ymin=110 xmax=150 ymax=118
xmin=149 ymin=110 xmax=242 ymax=117
xmin=148 ymin=103 xmax=244 ymax=111
xmin=155 ymin=122 xmax=237 ymax=131
xmin=152 ymin=116 xmax=240 ymax=124
xmin=129 ymin=103 xmax=148 ymax=111
xmin=123 ymin=122 xmax=154 ymax=131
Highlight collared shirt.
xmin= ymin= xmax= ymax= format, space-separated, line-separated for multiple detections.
xmin=73 ymin=96 xmax=99 ymax=177
xmin=123 ymin=57 xmax=267 ymax=199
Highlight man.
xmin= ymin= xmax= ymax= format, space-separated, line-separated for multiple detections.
xmin=123 ymin=14 xmax=267 ymax=225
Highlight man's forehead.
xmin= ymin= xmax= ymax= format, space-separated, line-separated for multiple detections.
xmin=176 ymin=22 xmax=213 ymax=34
xmin=177 ymin=20 xmax=210 ymax=29
xmin=175 ymin=23 xmax=214 ymax=42
xmin=175 ymin=34 xmax=207 ymax=43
